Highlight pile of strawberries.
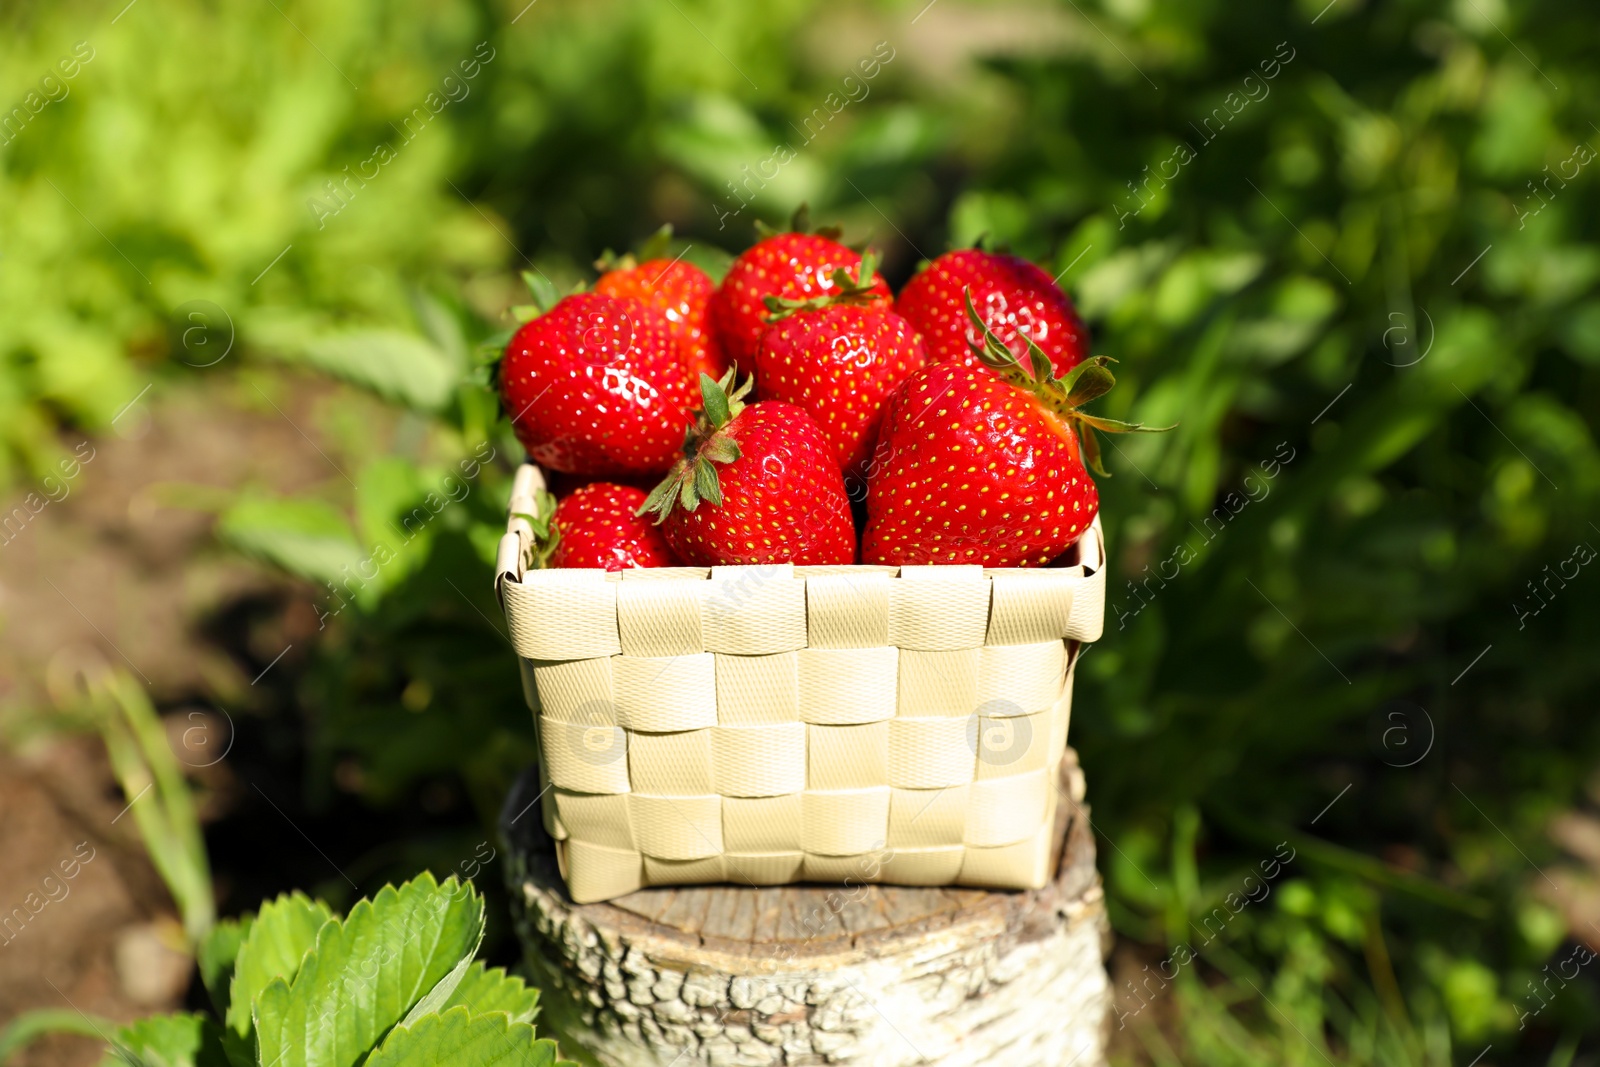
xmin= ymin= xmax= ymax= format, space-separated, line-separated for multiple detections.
xmin=498 ymin=215 xmax=1157 ymax=572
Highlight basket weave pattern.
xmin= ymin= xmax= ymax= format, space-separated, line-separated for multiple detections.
xmin=495 ymin=465 xmax=1105 ymax=904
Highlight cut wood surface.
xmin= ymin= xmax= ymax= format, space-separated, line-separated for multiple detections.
xmin=502 ymin=747 xmax=1112 ymax=1067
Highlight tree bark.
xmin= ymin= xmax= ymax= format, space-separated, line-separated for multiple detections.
xmin=502 ymin=747 xmax=1111 ymax=1066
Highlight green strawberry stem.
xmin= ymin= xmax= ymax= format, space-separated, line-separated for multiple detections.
xmin=963 ymin=290 xmax=1173 ymax=477
xmin=762 ymin=249 xmax=884 ymax=322
xmin=638 ymin=368 xmax=751 ymax=523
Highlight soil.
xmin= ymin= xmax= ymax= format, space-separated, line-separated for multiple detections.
xmin=0 ymin=371 xmax=334 ymax=1063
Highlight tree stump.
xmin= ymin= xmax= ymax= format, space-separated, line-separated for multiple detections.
xmin=501 ymin=747 xmax=1112 ymax=1067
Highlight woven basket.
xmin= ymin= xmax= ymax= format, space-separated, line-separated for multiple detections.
xmin=493 ymin=463 xmax=1105 ymax=904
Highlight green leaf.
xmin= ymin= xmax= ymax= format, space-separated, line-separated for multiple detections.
xmin=701 ymin=436 xmax=740 ymax=465
xmin=355 ymin=456 xmax=426 ymax=552
xmin=699 ymin=372 xmax=729 ymax=427
xmin=521 ymin=271 xmax=562 ymax=314
xmin=197 ymin=916 xmax=252 ymax=1015
xmin=1062 ymin=359 xmax=1118 ymax=408
xmin=438 ymin=963 xmax=541 ymax=1024
xmin=636 ymin=223 xmax=674 ymax=262
xmin=104 ymin=1013 xmax=232 ymax=1067
xmin=411 ymin=290 xmax=468 ymax=366
xmin=692 ymin=458 xmax=723 ymax=507
xmin=363 ymin=1008 xmax=563 ymax=1067
xmin=217 ymin=497 xmax=363 ymax=586
xmin=226 ymin=892 xmax=335 ymax=1037
xmin=252 ymin=874 xmax=486 ymax=1067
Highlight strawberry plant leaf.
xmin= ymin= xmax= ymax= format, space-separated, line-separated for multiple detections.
xmin=363 ymin=1007 xmax=566 ymax=1067
xmin=197 ymin=916 xmax=252 ymax=1016
xmin=273 ymin=328 xmax=462 ymax=412
xmin=106 ymin=1013 xmax=232 ymax=1067
xmin=217 ymin=497 xmax=364 ymax=587
xmin=252 ymin=873 xmax=485 ymax=1067
xmin=437 ymin=962 xmax=541 ymax=1024
xmin=395 ymin=949 xmax=481 ymax=1031
xmin=226 ymin=892 xmax=334 ymax=1036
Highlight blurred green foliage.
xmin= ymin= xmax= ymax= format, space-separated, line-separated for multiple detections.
xmin=5 ymin=0 xmax=1599 ymax=1062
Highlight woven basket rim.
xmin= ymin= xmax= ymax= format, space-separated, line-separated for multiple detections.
xmin=494 ymin=462 xmax=1105 ymax=603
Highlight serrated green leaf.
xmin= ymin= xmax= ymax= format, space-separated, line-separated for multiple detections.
xmin=252 ymin=874 xmax=486 ymax=1067
xmin=363 ymin=1007 xmax=562 ymax=1067
xmin=104 ymin=1013 xmax=231 ymax=1067
xmin=217 ymin=497 xmax=363 ymax=586
xmin=226 ymin=892 xmax=334 ymax=1036
xmin=197 ymin=916 xmax=252 ymax=1015
xmin=438 ymin=963 xmax=541 ymax=1024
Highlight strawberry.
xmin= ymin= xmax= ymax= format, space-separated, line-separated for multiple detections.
xmin=595 ymin=238 xmax=728 ymax=382
xmin=862 ymin=295 xmax=1165 ymax=567
xmin=752 ymin=251 xmax=926 ymax=477
xmin=640 ymin=370 xmax=855 ymax=567
xmin=537 ymin=482 xmax=680 ymax=570
xmin=895 ymin=248 xmax=1090 ymax=378
xmin=499 ymin=292 xmax=695 ymax=479
xmin=710 ymin=210 xmax=892 ymax=369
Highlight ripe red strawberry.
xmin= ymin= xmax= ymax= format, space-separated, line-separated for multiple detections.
xmin=640 ymin=370 xmax=855 ymax=567
xmin=753 ymin=252 xmax=926 ymax=476
xmin=895 ymin=248 xmax=1090 ymax=378
xmin=863 ymin=297 xmax=1164 ymax=567
xmin=711 ymin=216 xmax=891 ymax=368
xmin=541 ymin=482 xmax=680 ymax=570
xmin=595 ymin=254 xmax=728 ymax=382
xmin=499 ymin=292 xmax=695 ymax=479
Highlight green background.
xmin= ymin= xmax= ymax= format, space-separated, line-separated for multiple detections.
xmin=2 ymin=0 xmax=1597 ymax=1061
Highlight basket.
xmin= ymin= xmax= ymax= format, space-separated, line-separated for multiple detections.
xmin=493 ymin=463 xmax=1105 ymax=904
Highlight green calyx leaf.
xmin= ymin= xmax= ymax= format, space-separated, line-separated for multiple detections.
xmin=592 ymin=249 xmax=633 ymax=273
xmin=636 ymin=223 xmax=674 ymax=262
xmin=520 ymin=271 xmax=561 ymax=315
xmin=597 ymin=224 xmax=675 ymax=274
xmin=762 ymin=249 xmax=883 ymax=322
xmin=515 ymin=489 xmax=561 ymax=570
xmin=637 ymin=368 xmax=751 ymax=525
xmin=963 ymin=289 xmax=1174 ymax=477
xmin=755 ymin=203 xmax=844 ymax=243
